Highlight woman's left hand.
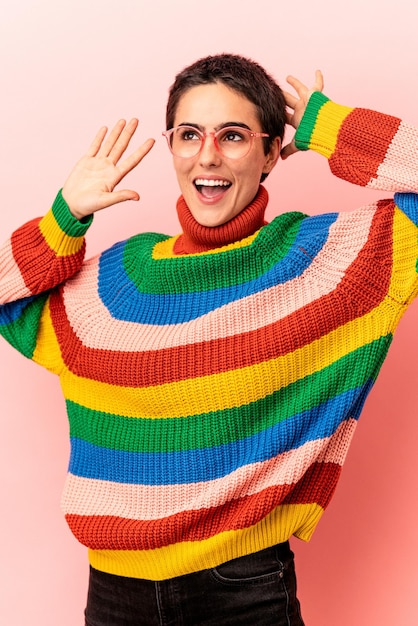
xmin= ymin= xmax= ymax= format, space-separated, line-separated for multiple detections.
xmin=62 ymin=119 xmax=155 ymax=220
xmin=281 ymin=70 xmax=324 ymax=160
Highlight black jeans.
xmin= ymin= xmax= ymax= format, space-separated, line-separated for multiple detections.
xmin=84 ymin=542 xmax=305 ymax=625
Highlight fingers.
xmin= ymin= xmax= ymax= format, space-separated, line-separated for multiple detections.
xmin=117 ymin=138 xmax=156 ymax=180
xmin=84 ymin=121 xmax=155 ymax=184
xmin=100 ymin=118 xmax=139 ymax=162
xmin=85 ymin=118 xmax=141 ymax=162
xmin=64 ymin=124 xmax=155 ymax=219
xmin=282 ymin=90 xmax=298 ymax=110
xmin=280 ymin=140 xmax=298 ymax=161
xmin=98 ymin=188 xmax=141 ymax=209
xmin=313 ymin=69 xmax=324 ymax=92
xmin=285 ymin=70 xmax=324 ymax=98
xmin=286 ymin=75 xmax=307 ymax=96
xmin=86 ymin=126 xmax=108 ymax=157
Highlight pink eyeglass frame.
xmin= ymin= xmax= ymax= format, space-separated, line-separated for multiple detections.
xmin=162 ymin=125 xmax=270 ymax=159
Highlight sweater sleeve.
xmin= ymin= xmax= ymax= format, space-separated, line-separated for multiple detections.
xmin=294 ymin=92 xmax=418 ymax=224
xmin=0 ymin=190 xmax=92 ymax=358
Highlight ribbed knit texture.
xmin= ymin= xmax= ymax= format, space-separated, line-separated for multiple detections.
xmin=1 ymin=93 xmax=418 ymax=580
xmin=173 ymin=186 xmax=268 ymax=254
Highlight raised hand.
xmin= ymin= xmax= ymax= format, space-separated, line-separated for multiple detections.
xmin=62 ymin=119 xmax=155 ymax=220
xmin=281 ymin=70 xmax=324 ymax=160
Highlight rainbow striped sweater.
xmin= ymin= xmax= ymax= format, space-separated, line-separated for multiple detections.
xmin=1 ymin=92 xmax=418 ymax=580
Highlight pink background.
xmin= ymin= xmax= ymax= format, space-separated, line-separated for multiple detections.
xmin=1 ymin=1 xmax=417 ymax=624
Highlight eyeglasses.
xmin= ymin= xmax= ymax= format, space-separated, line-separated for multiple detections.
xmin=162 ymin=125 xmax=269 ymax=159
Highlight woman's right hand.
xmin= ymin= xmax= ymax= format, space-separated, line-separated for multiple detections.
xmin=281 ymin=70 xmax=324 ymax=160
xmin=62 ymin=119 xmax=155 ymax=220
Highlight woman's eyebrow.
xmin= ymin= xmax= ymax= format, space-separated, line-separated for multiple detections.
xmin=176 ymin=122 xmax=203 ymax=130
xmin=176 ymin=121 xmax=252 ymax=131
xmin=215 ymin=122 xmax=252 ymax=131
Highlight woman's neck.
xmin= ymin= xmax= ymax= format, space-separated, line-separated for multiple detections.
xmin=173 ymin=186 xmax=269 ymax=255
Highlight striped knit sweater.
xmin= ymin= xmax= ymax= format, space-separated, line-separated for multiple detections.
xmin=1 ymin=92 xmax=418 ymax=581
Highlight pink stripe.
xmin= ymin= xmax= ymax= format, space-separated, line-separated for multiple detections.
xmin=0 ymin=239 xmax=31 ymax=302
xmin=367 ymin=121 xmax=418 ymax=192
xmin=62 ymin=419 xmax=357 ymax=519
xmin=62 ymin=209 xmax=375 ymax=351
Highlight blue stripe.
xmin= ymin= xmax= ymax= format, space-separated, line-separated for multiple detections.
xmin=68 ymin=382 xmax=368 ymax=485
xmin=0 ymin=295 xmax=38 ymax=325
xmin=98 ymin=213 xmax=337 ymax=325
xmin=395 ymin=192 xmax=418 ymax=227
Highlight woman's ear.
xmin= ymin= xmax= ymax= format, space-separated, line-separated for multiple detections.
xmin=262 ymin=137 xmax=281 ymax=175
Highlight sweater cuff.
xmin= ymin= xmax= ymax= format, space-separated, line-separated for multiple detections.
xmin=295 ymin=92 xmax=354 ymax=159
xmin=51 ymin=189 xmax=93 ymax=236
xmin=37 ymin=190 xmax=93 ymax=257
xmin=294 ymin=92 xmax=330 ymax=151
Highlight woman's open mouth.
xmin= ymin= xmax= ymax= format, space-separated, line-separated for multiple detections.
xmin=194 ymin=178 xmax=232 ymax=200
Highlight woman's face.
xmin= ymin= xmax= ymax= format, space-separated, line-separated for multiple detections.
xmin=171 ymin=82 xmax=279 ymax=227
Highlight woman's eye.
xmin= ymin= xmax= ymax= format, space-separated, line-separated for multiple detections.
xmin=181 ymin=130 xmax=200 ymax=141
xmin=222 ymin=130 xmax=244 ymax=142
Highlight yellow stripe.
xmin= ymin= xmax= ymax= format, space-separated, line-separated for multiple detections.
xmin=35 ymin=208 xmax=417 ymax=418
xmin=390 ymin=206 xmax=418 ymax=303
xmin=309 ymin=101 xmax=353 ymax=159
xmin=152 ymin=230 xmax=261 ymax=259
xmin=32 ymin=298 xmax=64 ymax=375
xmin=152 ymin=235 xmax=180 ymax=258
xmin=60 ymin=293 xmax=400 ymax=419
xmin=88 ymin=503 xmax=324 ymax=580
xmin=39 ymin=210 xmax=85 ymax=257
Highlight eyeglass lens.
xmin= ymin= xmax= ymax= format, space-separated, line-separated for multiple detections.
xmin=169 ymin=127 xmax=254 ymax=159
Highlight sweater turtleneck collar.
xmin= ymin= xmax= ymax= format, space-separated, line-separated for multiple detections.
xmin=173 ymin=186 xmax=269 ymax=255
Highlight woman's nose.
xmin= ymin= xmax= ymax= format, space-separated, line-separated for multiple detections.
xmin=199 ymin=133 xmax=222 ymax=166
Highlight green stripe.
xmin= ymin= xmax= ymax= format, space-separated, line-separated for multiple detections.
xmin=68 ymin=335 xmax=392 ymax=453
xmin=51 ymin=190 xmax=93 ymax=236
xmin=0 ymin=295 xmax=48 ymax=358
xmin=294 ymin=92 xmax=330 ymax=151
xmin=123 ymin=212 xmax=305 ymax=294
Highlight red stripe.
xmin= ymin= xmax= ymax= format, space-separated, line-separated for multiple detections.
xmin=11 ymin=219 xmax=85 ymax=294
xmin=51 ymin=203 xmax=394 ymax=387
xmin=329 ymin=109 xmax=401 ymax=186
xmin=65 ymin=463 xmax=341 ymax=550
xmin=282 ymin=458 xmax=341 ymax=507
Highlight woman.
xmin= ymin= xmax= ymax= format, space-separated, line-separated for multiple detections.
xmin=1 ymin=54 xmax=417 ymax=625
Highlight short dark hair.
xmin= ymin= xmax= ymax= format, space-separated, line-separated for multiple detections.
xmin=166 ymin=53 xmax=287 ymax=156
